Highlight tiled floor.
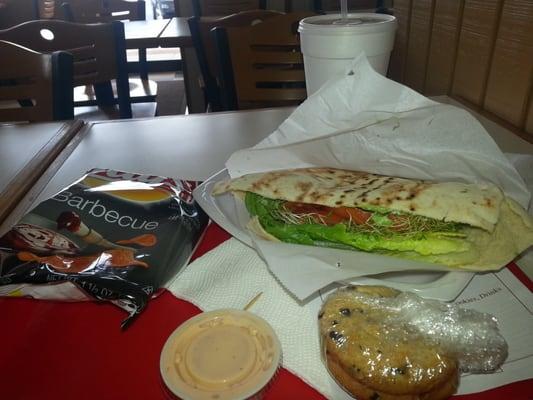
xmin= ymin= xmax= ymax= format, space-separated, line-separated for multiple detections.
xmin=149 ymin=71 xmax=188 ymax=116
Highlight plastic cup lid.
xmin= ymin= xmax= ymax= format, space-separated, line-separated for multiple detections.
xmin=299 ymin=13 xmax=397 ymax=35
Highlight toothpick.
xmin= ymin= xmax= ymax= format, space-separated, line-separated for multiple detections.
xmin=243 ymin=292 xmax=263 ymax=311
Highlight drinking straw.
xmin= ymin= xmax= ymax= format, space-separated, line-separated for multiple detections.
xmin=340 ymin=0 xmax=348 ymax=22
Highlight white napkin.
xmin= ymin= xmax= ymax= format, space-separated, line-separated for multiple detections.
xmin=168 ymin=238 xmax=533 ymax=399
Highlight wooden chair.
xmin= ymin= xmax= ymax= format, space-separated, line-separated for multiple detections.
xmin=0 ymin=0 xmax=38 ymax=29
xmin=0 ymin=0 xmax=61 ymax=28
xmin=57 ymin=0 xmax=146 ymax=23
xmin=191 ymin=0 xmax=264 ymax=17
xmin=0 ymin=19 xmax=133 ymax=119
xmin=188 ymin=9 xmax=282 ymax=111
xmin=0 ymin=40 xmax=74 ymax=122
xmin=57 ymin=0 xmax=154 ymax=85
xmin=212 ymin=12 xmax=313 ymax=111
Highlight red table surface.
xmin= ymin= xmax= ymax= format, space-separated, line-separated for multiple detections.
xmin=1 ymin=223 xmax=532 ymax=400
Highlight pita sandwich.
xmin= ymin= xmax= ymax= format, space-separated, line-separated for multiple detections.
xmin=213 ymin=167 xmax=533 ymax=271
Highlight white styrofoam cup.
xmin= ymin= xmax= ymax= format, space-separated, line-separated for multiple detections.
xmin=298 ymin=13 xmax=397 ymax=95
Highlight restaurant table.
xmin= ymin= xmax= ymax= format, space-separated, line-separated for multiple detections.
xmin=0 ymin=120 xmax=84 ymax=226
xmin=122 ymin=17 xmax=203 ymax=112
xmin=1 ymin=104 xmax=533 ymax=399
xmin=159 ymin=17 xmax=205 ymax=113
xmin=157 ymin=17 xmax=194 ymax=48
xmin=124 ymin=17 xmax=192 ymax=51
xmin=124 ymin=18 xmax=169 ymax=82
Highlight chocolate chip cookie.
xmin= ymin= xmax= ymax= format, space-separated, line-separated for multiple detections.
xmin=319 ymin=285 xmax=458 ymax=400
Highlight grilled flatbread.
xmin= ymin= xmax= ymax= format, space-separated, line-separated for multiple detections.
xmin=213 ymin=168 xmax=503 ymax=231
xmin=213 ymin=168 xmax=533 ymax=271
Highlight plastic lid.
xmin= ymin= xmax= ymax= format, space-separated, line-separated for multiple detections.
xmin=160 ymin=309 xmax=282 ymax=400
xmin=298 ymin=13 xmax=397 ymax=35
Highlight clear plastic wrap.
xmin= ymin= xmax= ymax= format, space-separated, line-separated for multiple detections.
xmin=318 ymin=285 xmax=508 ymax=400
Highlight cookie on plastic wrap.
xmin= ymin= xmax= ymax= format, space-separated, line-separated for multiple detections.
xmin=319 ymin=285 xmax=459 ymax=400
xmin=319 ymin=284 xmax=508 ymax=400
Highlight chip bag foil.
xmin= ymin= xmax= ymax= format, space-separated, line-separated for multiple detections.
xmin=0 ymin=169 xmax=209 ymax=327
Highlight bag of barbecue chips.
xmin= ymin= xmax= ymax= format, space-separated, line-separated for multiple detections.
xmin=0 ymin=169 xmax=209 ymax=327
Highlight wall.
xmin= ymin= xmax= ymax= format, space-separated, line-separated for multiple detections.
xmin=388 ymin=0 xmax=533 ymax=143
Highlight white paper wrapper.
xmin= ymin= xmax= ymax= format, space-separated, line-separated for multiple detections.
xmin=222 ymin=54 xmax=532 ymax=300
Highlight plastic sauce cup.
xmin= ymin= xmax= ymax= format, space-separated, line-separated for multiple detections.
xmin=160 ymin=309 xmax=282 ymax=400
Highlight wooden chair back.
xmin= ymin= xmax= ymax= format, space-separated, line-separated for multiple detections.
xmin=192 ymin=0 xmax=264 ymax=17
xmin=58 ymin=0 xmax=146 ymax=23
xmin=0 ymin=0 xmax=38 ymax=29
xmin=57 ymin=0 xmax=153 ymax=83
xmin=0 ymin=40 xmax=73 ymax=122
xmin=0 ymin=19 xmax=132 ymax=118
xmin=0 ymin=1 xmax=59 ymax=27
xmin=212 ymin=12 xmax=314 ymax=110
xmin=188 ymin=9 xmax=282 ymax=111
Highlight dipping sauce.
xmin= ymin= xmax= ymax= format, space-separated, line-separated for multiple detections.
xmin=160 ymin=309 xmax=281 ymax=400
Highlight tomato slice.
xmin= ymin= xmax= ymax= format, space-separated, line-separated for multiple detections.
xmin=333 ymin=206 xmax=372 ymax=225
xmin=284 ymin=202 xmax=330 ymax=216
xmin=283 ymin=202 xmax=372 ymax=225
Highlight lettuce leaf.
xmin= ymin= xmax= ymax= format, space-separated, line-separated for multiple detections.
xmin=245 ymin=192 xmax=472 ymax=256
